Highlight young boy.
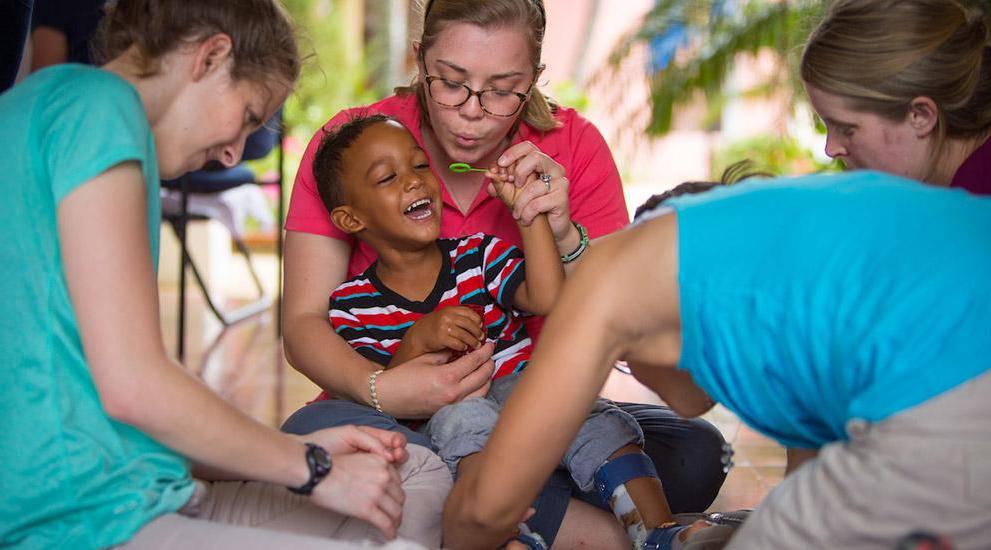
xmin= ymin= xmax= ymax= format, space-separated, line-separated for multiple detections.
xmin=311 ymin=114 xmax=710 ymax=549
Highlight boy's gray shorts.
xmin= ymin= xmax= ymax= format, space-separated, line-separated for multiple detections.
xmin=423 ymin=372 xmax=644 ymax=491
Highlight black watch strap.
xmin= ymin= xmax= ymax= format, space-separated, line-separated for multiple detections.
xmin=288 ymin=443 xmax=332 ymax=495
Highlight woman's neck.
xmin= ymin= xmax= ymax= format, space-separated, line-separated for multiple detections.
xmin=374 ymin=241 xmax=444 ymax=302
xmin=929 ymin=131 xmax=991 ymax=186
xmin=103 ymin=47 xmax=180 ymax=129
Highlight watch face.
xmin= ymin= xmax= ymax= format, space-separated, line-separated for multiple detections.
xmin=312 ymin=446 xmax=332 ymax=472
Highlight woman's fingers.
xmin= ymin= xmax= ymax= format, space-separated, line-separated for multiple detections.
xmin=310 ymin=453 xmax=405 ymax=539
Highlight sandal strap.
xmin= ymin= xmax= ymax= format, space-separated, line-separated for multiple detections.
xmin=642 ymin=524 xmax=687 ymax=550
xmin=593 ymin=452 xmax=659 ymax=506
xmin=512 ymin=523 xmax=548 ymax=550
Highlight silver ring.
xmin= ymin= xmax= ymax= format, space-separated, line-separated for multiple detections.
xmin=540 ymin=173 xmax=552 ymax=192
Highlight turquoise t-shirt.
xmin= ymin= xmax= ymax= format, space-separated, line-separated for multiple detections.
xmin=0 ymin=65 xmax=193 ymax=549
xmin=669 ymin=172 xmax=991 ymax=449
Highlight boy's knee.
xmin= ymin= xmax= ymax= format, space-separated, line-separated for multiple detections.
xmin=425 ymin=397 xmax=499 ymax=444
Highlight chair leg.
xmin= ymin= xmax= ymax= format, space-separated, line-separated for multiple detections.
xmin=176 ymin=175 xmax=190 ymax=362
xmin=167 ymin=217 xmax=273 ymax=328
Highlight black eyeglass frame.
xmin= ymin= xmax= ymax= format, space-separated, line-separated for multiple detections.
xmin=422 ymin=74 xmax=536 ymax=118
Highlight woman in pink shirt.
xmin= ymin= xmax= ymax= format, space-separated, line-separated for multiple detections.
xmin=281 ymin=0 xmax=727 ymax=546
xmin=802 ymin=0 xmax=990 ymax=194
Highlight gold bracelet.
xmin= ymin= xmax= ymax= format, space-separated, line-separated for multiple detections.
xmin=368 ymin=369 xmax=385 ymax=412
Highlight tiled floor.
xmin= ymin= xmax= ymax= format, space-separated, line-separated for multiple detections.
xmin=159 ymin=258 xmax=785 ymax=513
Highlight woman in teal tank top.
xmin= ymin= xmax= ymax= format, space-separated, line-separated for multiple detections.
xmin=0 ymin=2 xmax=451 ymax=549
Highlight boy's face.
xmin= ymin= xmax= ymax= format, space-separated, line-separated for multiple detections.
xmin=334 ymin=120 xmax=442 ymax=246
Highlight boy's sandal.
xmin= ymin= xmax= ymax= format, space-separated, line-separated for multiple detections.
xmin=501 ymin=523 xmax=547 ymax=550
xmin=592 ymin=452 xmax=660 ymax=506
xmin=642 ymin=522 xmax=688 ymax=550
xmin=512 ymin=532 xmax=548 ymax=550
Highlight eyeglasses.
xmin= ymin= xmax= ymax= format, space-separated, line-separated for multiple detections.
xmin=423 ymin=75 xmax=533 ymax=117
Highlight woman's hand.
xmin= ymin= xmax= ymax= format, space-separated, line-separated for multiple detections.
xmin=494 ymin=141 xmax=576 ymax=248
xmin=376 ymin=343 xmax=496 ymax=419
xmin=298 ymin=425 xmax=409 ymax=465
xmin=309 ymin=451 xmax=406 ymax=539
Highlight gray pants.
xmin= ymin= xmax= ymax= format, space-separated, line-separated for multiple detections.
xmin=727 ymin=368 xmax=991 ymax=549
xmin=122 ymin=444 xmax=449 ymax=549
xmin=424 ymin=373 xmax=644 ymax=491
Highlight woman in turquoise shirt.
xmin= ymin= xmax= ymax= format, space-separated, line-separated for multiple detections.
xmin=0 ymin=1 xmax=450 ymax=548
xmin=445 ymin=172 xmax=991 ymax=549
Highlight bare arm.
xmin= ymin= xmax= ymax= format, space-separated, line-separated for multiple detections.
xmin=625 ymin=361 xmax=714 ymax=417
xmin=283 ymin=231 xmax=495 ymax=418
xmin=513 ymin=213 xmax=565 ymax=315
xmin=283 ymin=231 xmax=375 ymax=401
xmin=444 ymin=215 xmax=684 ymax=547
xmin=61 ymin=164 xmax=410 ymax=536
xmin=30 ymin=27 xmax=68 ymax=72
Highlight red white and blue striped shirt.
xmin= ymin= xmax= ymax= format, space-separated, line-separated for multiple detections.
xmin=328 ymin=233 xmax=531 ymax=383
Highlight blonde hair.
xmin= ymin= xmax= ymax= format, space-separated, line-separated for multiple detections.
xmin=801 ymin=0 xmax=991 ymax=179
xmin=94 ymin=0 xmax=301 ymax=94
xmin=396 ymin=0 xmax=560 ymax=132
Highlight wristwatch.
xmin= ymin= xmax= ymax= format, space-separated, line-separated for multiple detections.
xmin=288 ymin=443 xmax=332 ymax=495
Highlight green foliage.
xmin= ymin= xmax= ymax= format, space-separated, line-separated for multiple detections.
xmin=280 ymin=0 xmax=379 ymax=181
xmin=610 ymin=0 xmax=824 ymax=136
xmin=712 ymin=133 xmax=840 ymax=178
xmin=549 ymin=80 xmax=590 ymax=113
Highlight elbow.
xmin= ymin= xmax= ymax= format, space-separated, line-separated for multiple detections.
xmin=100 ymin=380 xmax=144 ymax=426
xmin=443 ymin=483 xmax=521 ymax=548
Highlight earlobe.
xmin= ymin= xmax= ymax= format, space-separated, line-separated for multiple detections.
xmin=909 ymin=96 xmax=939 ymax=138
xmin=191 ymin=33 xmax=234 ymax=81
xmin=330 ymin=206 xmax=364 ymax=234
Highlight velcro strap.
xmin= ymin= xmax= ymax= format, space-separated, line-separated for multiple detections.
xmin=513 ymin=523 xmax=547 ymax=550
xmin=643 ymin=524 xmax=687 ymax=550
xmin=593 ymin=452 xmax=659 ymax=506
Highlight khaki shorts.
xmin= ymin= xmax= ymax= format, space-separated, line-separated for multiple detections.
xmin=123 ymin=444 xmax=451 ymax=549
xmin=727 ymin=369 xmax=991 ymax=549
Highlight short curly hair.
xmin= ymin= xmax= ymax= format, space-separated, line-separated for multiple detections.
xmin=312 ymin=114 xmax=398 ymax=213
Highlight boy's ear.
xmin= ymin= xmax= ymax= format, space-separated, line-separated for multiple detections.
xmin=330 ymin=205 xmax=365 ymax=234
xmin=191 ymin=33 xmax=234 ymax=82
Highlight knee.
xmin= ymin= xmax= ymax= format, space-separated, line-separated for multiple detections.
xmin=280 ymin=400 xmax=399 ymax=435
xmin=681 ymin=417 xmax=729 ymax=466
xmin=402 ymin=445 xmax=453 ymax=485
xmin=425 ymin=397 xmax=498 ymax=446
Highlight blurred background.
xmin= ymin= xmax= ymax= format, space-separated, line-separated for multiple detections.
xmin=274 ymin=0 xmax=838 ymax=227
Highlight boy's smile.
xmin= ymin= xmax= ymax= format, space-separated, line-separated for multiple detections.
xmin=337 ymin=120 xmax=442 ymax=247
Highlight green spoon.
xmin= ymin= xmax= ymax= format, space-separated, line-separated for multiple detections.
xmin=448 ymin=162 xmax=487 ymax=173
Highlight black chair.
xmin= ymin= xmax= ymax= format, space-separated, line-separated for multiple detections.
xmin=163 ymin=110 xmax=284 ymax=360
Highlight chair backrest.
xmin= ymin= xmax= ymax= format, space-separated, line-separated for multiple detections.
xmin=161 ymin=108 xmax=283 ymax=192
xmin=243 ymin=109 xmax=282 ymax=162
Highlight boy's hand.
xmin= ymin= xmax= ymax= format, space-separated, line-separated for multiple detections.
xmin=404 ymin=305 xmax=485 ymax=356
xmin=487 ymin=164 xmax=521 ymax=208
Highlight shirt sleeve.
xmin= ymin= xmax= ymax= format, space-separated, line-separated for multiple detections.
xmin=562 ymin=112 xmax=630 ymax=239
xmin=37 ymin=71 xmax=154 ymax=205
xmin=479 ymin=235 xmax=526 ymax=311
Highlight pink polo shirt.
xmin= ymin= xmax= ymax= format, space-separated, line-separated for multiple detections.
xmin=286 ymin=93 xmax=629 ymax=279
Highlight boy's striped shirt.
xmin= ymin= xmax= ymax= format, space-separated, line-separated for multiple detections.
xmin=312 ymin=233 xmax=532 ymax=403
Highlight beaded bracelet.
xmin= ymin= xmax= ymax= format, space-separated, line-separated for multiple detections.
xmin=561 ymin=222 xmax=589 ymax=264
xmin=368 ymin=369 xmax=385 ymax=412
